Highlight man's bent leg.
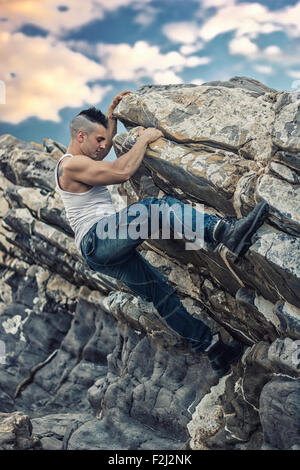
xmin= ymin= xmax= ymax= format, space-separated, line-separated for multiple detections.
xmin=87 ymin=249 xmax=212 ymax=352
xmin=81 ymin=197 xmax=269 ymax=376
xmin=80 ymin=197 xmax=218 ymax=351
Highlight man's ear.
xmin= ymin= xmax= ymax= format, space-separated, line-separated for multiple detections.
xmin=77 ymin=130 xmax=86 ymax=142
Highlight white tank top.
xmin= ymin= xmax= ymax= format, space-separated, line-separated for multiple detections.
xmin=55 ymin=153 xmax=116 ymax=250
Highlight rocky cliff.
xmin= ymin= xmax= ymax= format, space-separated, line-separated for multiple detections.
xmin=0 ymin=77 xmax=299 ymax=450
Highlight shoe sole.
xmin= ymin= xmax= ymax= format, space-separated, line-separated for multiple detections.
xmin=233 ymin=202 xmax=269 ymax=257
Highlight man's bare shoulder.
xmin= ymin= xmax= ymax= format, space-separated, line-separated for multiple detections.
xmin=64 ymin=154 xmax=97 ymax=170
xmin=67 ymin=153 xmax=90 ymax=162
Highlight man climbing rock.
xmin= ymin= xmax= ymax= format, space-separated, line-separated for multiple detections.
xmin=54 ymin=90 xmax=269 ymax=377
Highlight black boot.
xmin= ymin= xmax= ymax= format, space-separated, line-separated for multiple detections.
xmin=213 ymin=202 xmax=269 ymax=257
xmin=206 ymin=333 xmax=244 ymax=378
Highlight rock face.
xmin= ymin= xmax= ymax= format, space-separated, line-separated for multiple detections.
xmin=0 ymin=77 xmax=299 ymax=450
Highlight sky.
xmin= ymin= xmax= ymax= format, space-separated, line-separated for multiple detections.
xmin=1 ymin=0 xmax=300 ymax=161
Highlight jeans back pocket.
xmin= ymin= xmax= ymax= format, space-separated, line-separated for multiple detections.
xmin=84 ymin=230 xmax=97 ymax=257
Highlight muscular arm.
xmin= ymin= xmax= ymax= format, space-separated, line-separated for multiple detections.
xmin=112 ymin=130 xmax=154 ymax=178
xmin=101 ymin=90 xmax=131 ymax=158
xmin=66 ymin=128 xmax=163 ymax=186
xmin=103 ymin=116 xmax=117 ymax=158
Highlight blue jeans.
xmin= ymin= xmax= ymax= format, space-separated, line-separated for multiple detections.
xmin=80 ymin=196 xmax=219 ymax=352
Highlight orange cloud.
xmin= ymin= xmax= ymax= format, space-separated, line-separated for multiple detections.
xmin=0 ymin=0 xmax=152 ymax=35
xmin=0 ymin=31 xmax=111 ymax=124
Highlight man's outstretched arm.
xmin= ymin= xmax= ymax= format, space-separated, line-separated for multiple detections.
xmin=102 ymin=90 xmax=131 ymax=158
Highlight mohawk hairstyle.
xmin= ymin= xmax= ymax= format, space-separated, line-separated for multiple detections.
xmin=70 ymin=106 xmax=107 ymax=140
xmin=77 ymin=107 xmax=107 ymax=128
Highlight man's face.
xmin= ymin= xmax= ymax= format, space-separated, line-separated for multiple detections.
xmin=79 ymin=123 xmax=107 ymax=160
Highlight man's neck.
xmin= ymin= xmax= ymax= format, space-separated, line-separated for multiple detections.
xmin=67 ymin=142 xmax=80 ymax=155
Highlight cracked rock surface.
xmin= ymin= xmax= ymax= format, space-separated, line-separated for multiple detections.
xmin=0 ymin=77 xmax=299 ymax=450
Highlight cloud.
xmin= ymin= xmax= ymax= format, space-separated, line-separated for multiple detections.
xmin=229 ymin=39 xmax=300 ymax=68
xmin=200 ymin=0 xmax=236 ymax=7
xmin=162 ymin=0 xmax=300 ymax=61
xmin=199 ymin=2 xmax=277 ymax=42
xmin=161 ymin=1 xmax=295 ymax=65
xmin=162 ymin=0 xmax=300 ymax=68
xmin=1 ymin=0 xmax=102 ymax=36
xmin=0 ymin=0 xmax=212 ymax=125
xmin=3 ymin=0 xmax=300 ymax=127
xmin=253 ymin=64 xmax=274 ymax=75
xmin=229 ymin=36 xmax=258 ymax=56
xmin=133 ymin=4 xmax=160 ymax=27
xmin=288 ymin=70 xmax=300 ymax=79
xmin=0 ymin=31 xmax=111 ymax=124
xmin=162 ymin=22 xmax=201 ymax=44
xmin=190 ymin=78 xmax=205 ymax=85
xmin=180 ymin=41 xmax=204 ymax=56
xmin=198 ymin=0 xmax=300 ymax=42
xmin=95 ymin=40 xmax=210 ymax=83
xmin=263 ymin=45 xmax=281 ymax=57
xmin=0 ymin=0 xmax=153 ymax=36
xmin=153 ymin=70 xmax=183 ymax=85
xmin=228 ymin=37 xmax=296 ymax=68
xmin=273 ymin=1 xmax=300 ymax=38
